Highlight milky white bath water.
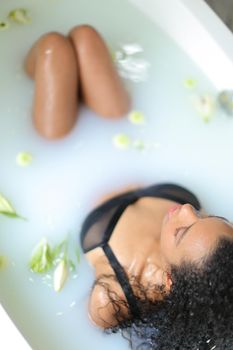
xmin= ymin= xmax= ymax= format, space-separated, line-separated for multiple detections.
xmin=0 ymin=0 xmax=233 ymax=349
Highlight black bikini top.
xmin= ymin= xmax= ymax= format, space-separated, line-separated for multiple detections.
xmin=80 ymin=183 xmax=201 ymax=317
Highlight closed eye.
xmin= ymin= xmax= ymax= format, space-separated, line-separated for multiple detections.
xmin=175 ymin=225 xmax=193 ymax=246
xmin=174 ymin=226 xmax=187 ymax=238
xmin=175 ymin=215 xmax=231 ymax=247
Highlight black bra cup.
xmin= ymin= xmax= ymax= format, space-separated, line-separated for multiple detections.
xmin=80 ymin=183 xmax=201 ymax=253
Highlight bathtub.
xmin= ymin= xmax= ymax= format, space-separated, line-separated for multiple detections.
xmin=1 ymin=0 xmax=233 ymax=349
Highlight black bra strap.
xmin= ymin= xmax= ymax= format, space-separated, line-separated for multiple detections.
xmin=102 ymin=243 xmax=140 ymax=317
xmin=103 ymin=198 xmax=138 ymax=243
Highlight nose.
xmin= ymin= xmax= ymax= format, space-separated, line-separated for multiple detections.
xmin=179 ymin=203 xmax=200 ymax=222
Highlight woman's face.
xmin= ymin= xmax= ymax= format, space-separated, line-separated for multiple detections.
xmin=160 ymin=203 xmax=233 ymax=267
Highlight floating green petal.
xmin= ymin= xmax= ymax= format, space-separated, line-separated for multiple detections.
xmin=29 ymin=237 xmax=80 ymax=291
xmin=128 ymin=111 xmax=145 ymax=125
xmin=29 ymin=239 xmax=53 ymax=273
xmin=184 ymin=78 xmax=197 ymax=89
xmin=113 ymin=133 xmax=131 ymax=149
xmin=53 ymin=259 xmax=68 ymax=292
xmin=0 ymin=193 xmax=24 ymax=219
xmin=0 ymin=21 xmax=10 ymax=31
xmin=0 ymin=256 xmax=7 ymax=271
xmin=8 ymin=8 xmax=31 ymax=25
xmin=192 ymin=94 xmax=215 ymax=122
xmin=0 ymin=194 xmax=15 ymax=215
xmin=16 ymin=152 xmax=33 ymax=167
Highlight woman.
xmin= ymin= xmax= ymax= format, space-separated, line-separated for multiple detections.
xmin=80 ymin=183 xmax=233 ymax=349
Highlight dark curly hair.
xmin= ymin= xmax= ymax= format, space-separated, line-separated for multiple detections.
xmin=95 ymin=237 xmax=233 ymax=349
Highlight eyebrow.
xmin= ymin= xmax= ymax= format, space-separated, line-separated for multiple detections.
xmin=210 ymin=215 xmax=230 ymax=222
xmin=176 ymin=215 xmax=230 ymax=246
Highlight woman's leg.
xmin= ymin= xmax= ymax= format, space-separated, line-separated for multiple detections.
xmin=69 ymin=25 xmax=131 ymax=118
xmin=25 ymin=32 xmax=79 ymax=139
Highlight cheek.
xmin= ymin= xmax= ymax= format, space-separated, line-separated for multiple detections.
xmin=160 ymin=224 xmax=176 ymax=259
xmin=180 ymin=237 xmax=212 ymax=262
xmin=160 ymin=226 xmax=197 ymax=265
xmin=160 ymin=235 xmax=179 ymax=265
xmin=161 ymin=236 xmax=213 ymax=265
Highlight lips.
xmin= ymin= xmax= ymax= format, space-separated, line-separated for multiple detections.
xmin=163 ymin=204 xmax=182 ymax=225
xmin=168 ymin=204 xmax=181 ymax=215
xmin=166 ymin=204 xmax=182 ymax=221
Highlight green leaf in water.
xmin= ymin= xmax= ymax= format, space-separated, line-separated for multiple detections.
xmin=192 ymin=94 xmax=215 ymax=122
xmin=183 ymin=78 xmax=197 ymax=89
xmin=1 ymin=211 xmax=27 ymax=220
xmin=0 ymin=256 xmax=7 ymax=271
xmin=8 ymin=8 xmax=31 ymax=25
xmin=0 ymin=193 xmax=15 ymax=214
xmin=29 ymin=237 xmax=80 ymax=291
xmin=113 ymin=133 xmax=131 ymax=150
xmin=0 ymin=21 xmax=10 ymax=31
xmin=0 ymin=193 xmax=25 ymax=219
xmin=128 ymin=111 xmax=145 ymax=125
xmin=16 ymin=152 xmax=33 ymax=167
xmin=29 ymin=238 xmax=53 ymax=273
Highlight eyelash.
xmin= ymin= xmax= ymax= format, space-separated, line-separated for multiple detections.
xmin=175 ymin=226 xmax=187 ymax=238
xmin=174 ymin=226 xmax=191 ymax=246
xmin=175 ymin=215 xmax=230 ymax=242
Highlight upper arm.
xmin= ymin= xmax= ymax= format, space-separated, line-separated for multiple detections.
xmin=88 ymin=276 xmax=129 ymax=328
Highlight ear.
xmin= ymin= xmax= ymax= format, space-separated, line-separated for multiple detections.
xmin=88 ymin=277 xmax=129 ymax=328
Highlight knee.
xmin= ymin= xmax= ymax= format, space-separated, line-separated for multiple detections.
xmin=69 ymin=24 xmax=99 ymax=43
xmin=37 ymin=31 xmax=70 ymax=54
xmin=25 ymin=32 xmax=74 ymax=78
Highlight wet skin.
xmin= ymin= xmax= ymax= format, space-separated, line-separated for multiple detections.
xmin=85 ymin=193 xmax=233 ymax=327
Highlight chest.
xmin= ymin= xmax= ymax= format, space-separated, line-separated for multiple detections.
xmin=108 ymin=197 xmax=177 ymax=271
